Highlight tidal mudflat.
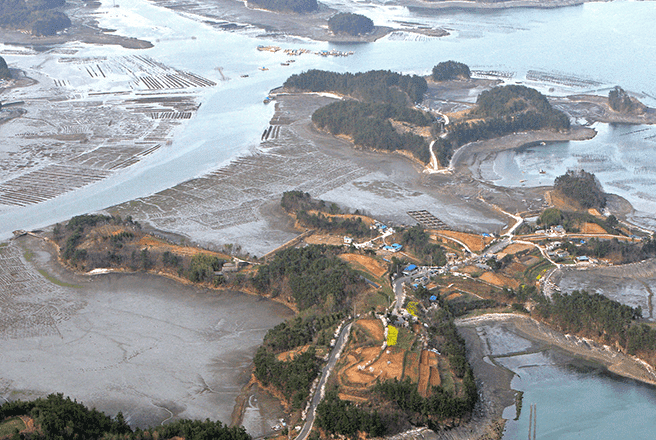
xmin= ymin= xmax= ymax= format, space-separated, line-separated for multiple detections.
xmin=0 ymin=237 xmax=293 ymax=429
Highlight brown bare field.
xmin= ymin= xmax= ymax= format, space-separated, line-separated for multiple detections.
xmin=355 ymin=319 xmax=385 ymax=342
xmin=138 ymin=236 xmax=231 ymax=259
xmin=433 ymin=230 xmax=493 ymax=253
xmin=588 ymin=208 xmax=602 ymax=216
xmin=480 ymin=272 xmax=520 ymax=289
xmin=404 ymin=352 xmax=421 ymax=383
xmin=429 ymin=362 xmax=442 ymax=387
xmin=417 ymin=351 xmax=431 ymax=397
xmin=502 ymin=243 xmax=534 ymax=256
xmin=581 ymin=222 xmax=607 ymax=234
xmin=549 ymin=190 xmax=583 ymax=212
xmin=304 ymin=233 xmax=345 ymax=246
xmin=342 ymin=346 xmax=404 ymax=387
xmin=276 ymin=344 xmax=310 ymax=361
xmin=459 ymin=265 xmax=482 ymax=275
xmin=369 ymin=350 xmax=404 ymax=381
xmin=340 ymin=254 xmax=388 ymax=278
xmin=445 ymin=292 xmax=462 ymax=301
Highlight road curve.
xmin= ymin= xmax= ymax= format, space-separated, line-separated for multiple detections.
xmin=295 ymin=321 xmax=353 ymax=440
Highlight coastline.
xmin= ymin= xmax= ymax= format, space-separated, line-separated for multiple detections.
xmin=456 ymin=312 xmax=656 ymax=440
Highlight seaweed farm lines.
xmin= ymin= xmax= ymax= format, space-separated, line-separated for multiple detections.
xmin=0 ymin=53 xmax=214 ymax=210
xmin=0 ymin=242 xmax=84 ymax=339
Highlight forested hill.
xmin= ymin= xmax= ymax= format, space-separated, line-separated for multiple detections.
xmin=0 ymin=0 xmax=71 ymax=36
xmin=283 ymin=69 xmax=428 ymax=104
xmin=431 ymin=84 xmax=571 ymax=167
xmin=251 ymin=244 xmax=366 ymax=312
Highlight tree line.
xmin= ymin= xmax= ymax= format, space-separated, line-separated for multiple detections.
xmin=0 ymin=393 xmax=250 ymax=440
xmin=284 ymin=69 xmax=428 ymax=104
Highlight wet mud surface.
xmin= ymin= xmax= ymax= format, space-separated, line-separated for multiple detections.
xmin=0 ymin=236 xmax=293 ymax=429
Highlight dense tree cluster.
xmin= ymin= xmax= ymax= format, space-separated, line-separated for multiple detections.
xmin=285 ymin=69 xmax=430 ymax=162
xmin=251 ymin=245 xmax=364 ymax=312
xmin=608 ymin=86 xmax=645 ymax=114
xmin=0 ymin=56 xmax=10 ymax=79
xmin=0 ymin=393 xmax=250 ymax=440
xmin=253 ymin=346 xmax=321 ymax=408
xmin=261 ymin=313 xmax=343 ymax=352
xmin=553 ymin=169 xmax=606 ymax=209
xmin=328 ymin=12 xmax=374 ymax=36
xmin=534 ymin=290 xmax=644 ymax=347
xmin=562 ymin=236 xmax=656 ymax=264
xmin=281 ymin=191 xmax=375 ymax=238
xmin=0 ymin=0 xmax=70 ymax=36
xmin=54 ymin=214 xmax=227 ymax=285
xmin=312 ymin=101 xmax=430 ymax=163
xmin=246 ymin=0 xmax=317 ymax=13
xmin=431 ymin=61 xmax=471 ymax=81
xmin=315 ymin=391 xmax=387 ymax=437
xmin=296 ymin=210 xmax=373 ymax=238
xmin=400 ymin=225 xmax=447 ymax=266
xmin=284 ymin=69 xmax=428 ymax=104
xmin=374 ymin=375 xmax=477 ymax=429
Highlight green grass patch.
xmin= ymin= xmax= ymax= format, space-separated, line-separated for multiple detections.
xmin=37 ymin=269 xmax=81 ymax=288
xmin=437 ymin=358 xmax=455 ymax=394
xmin=0 ymin=417 xmax=26 ymax=437
xmin=395 ymin=327 xmax=415 ymax=351
xmin=23 ymin=249 xmax=35 ymax=262
xmin=524 ymin=258 xmax=554 ymax=281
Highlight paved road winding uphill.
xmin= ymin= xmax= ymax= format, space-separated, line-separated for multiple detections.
xmin=295 ymin=321 xmax=353 ymax=440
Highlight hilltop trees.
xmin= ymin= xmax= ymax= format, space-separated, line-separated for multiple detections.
xmin=433 ymin=85 xmax=571 ymax=166
xmin=284 ymin=69 xmax=431 ymax=163
xmin=431 ymin=61 xmax=471 ymax=81
xmin=0 ymin=56 xmax=10 ymax=79
xmin=608 ymin=86 xmax=646 ymax=114
xmin=328 ymin=12 xmax=374 ymax=36
xmin=553 ymin=169 xmax=606 ymax=209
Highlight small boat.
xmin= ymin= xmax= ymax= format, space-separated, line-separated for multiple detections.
xmin=520 ymin=179 xmax=526 ymax=183
xmin=258 ymin=67 xmax=268 ymax=71
xmin=539 ymin=169 xmax=546 ymax=174
xmin=287 ymin=59 xmax=295 ymax=63
xmin=281 ymin=62 xmax=290 ymax=66
xmin=263 ymin=96 xmax=273 ymax=104
xmin=241 ymin=74 xmax=249 ymax=78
